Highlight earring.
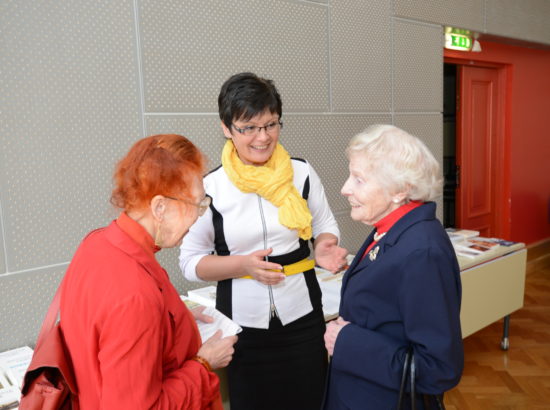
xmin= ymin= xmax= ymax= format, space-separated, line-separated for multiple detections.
xmin=155 ymin=222 xmax=163 ymax=248
xmin=393 ymin=198 xmax=400 ymax=204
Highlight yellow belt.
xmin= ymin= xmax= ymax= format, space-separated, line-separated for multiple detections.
xmin=242 ymin=258 xmax=315 ymax=279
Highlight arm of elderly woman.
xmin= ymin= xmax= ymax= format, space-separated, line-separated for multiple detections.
xmin=97 ymin=293 xmax=225 ymax=409
xmin=324 ymin=317 xmax=350 ymax=356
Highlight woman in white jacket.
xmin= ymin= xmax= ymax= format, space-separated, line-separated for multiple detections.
xmin=179 ymin=72 xmax=347 ymax=410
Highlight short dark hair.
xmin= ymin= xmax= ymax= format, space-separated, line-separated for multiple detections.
xmin=218 ymin=72 xmax=282 ymax=129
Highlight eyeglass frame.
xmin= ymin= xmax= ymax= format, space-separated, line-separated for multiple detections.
xmin=164 ymin=195 xmax=211 ymax=216
xmin=231 ymin=119 xmax=283 ymax=136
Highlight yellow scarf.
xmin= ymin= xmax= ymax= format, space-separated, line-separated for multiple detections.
xmin=221 ymin=140 xmax=313 ymax=240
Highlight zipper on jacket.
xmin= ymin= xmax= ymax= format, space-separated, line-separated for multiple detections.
xmin=257 ymin=195 xmax=279 ymax=319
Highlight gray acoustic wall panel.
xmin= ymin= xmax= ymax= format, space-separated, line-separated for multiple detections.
xmin=139 ymin=0 xmax=329 ymax=113
xmin=335 ymin=212 xmax=373 ymax=256
xmin=394 ymin=0 xmax=485 ymax=32
xmin=146 ymin=115 xmax=227 ymax=175
xmin=281 ymin=114 xmax=392 ymax=212
xmin=393 ymin=20 xmax=443 ymax=112
xmin=157 ymin=247 xmax=217 ymax=294
xmin=0 ymin=1 xmax=142 ymax=272
xmin=394 ymin=113 xmax=443 ymax=161
xmin=330 ymin=0 xmax=392 ymax=112
xmin=0 ymin=266 xmax=66 ymax=351
xmin=486 ymin=0 xmax=550 ymax=45
xmin=394 ymin=114 xmax=444 ymax=222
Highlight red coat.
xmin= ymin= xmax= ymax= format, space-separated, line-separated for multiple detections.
xmin=60 ymin=214 xmax=222 ymax=409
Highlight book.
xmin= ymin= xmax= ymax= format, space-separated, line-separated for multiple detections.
xmin=469 ymin=237 xmax=500 ymax=249
xmin=186 ymin=285 xmax=217 ymax=308
xmin=315 ymin=267 xmax=343 ymax=318
xmin=0 ymin=346 xmax=34 ymax=408
xmin=455 ymin=241 xmax=491 ymax=254
xmin=454 ymin=238 xmax=497 ymax=259
xmin=454 ymin=248 xmax=481 ymax=259
xmin=446 ymin=228 xmax=480 ymax=240
xmin=180 ymin=296 xmax=242 ymax=342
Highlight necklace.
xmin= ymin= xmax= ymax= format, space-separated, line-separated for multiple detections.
xmin=373 ymin=231 xmax=387 ymax=242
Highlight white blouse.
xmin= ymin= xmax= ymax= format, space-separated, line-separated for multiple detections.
xmin=179 ymin=159 xmax=339 ymax=329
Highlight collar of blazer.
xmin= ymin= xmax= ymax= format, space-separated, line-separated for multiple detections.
xmin=342 ymin=202 xmax=436 ymax=285
xmin=381 ymin=201 xmax=435 ymax=247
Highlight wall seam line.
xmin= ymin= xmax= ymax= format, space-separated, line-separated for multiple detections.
xmin=393 ymin=16 xmax=441 ymax=28
xmin=327 ymin=0 xmax=333 ymax=112
xmin=0 ymin=199 xmax=8 ymax=273
xmin=483 ymin=0 xmax=487 ymax=33
xmin=133 ymin=0 xmax=147 ymax=138
xmin=145 ymin=111 xmax=397 ymax=116
xmin=3 ymin=261 xmax=70 ymax=277
xmin=391 ymin=3 xmax=396 ymax=124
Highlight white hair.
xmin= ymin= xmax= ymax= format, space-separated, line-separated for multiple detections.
xmin=346 ymin=124 xmax=443 ymax=201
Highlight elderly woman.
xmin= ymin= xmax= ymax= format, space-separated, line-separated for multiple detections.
xmin=179 ymin=72 xmax=348 ymax=410
xmin=60 ymin=134 xmax=237 ymax=409
xmin=323 ymin=125 xmax=463 ymax=409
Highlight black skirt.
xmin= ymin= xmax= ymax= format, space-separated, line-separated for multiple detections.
xmin=227 ymin=308 xmax=328 ymax=410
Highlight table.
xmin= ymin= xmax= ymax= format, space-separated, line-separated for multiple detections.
xmin=457 ymin=243 xmax=526 ymax=349
xmin=317 ymin=242 xmax=527 ymax=349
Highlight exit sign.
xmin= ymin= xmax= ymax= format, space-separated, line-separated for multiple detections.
xmin=444 ymin=27 xmax=473 ymax=51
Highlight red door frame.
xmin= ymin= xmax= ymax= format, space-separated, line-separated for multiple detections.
xmin=444 ymin=54 xmax=512 ymax=239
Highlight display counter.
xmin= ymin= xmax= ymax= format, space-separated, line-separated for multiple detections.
xmin=317 ymin=242 xmax=527 ymax=349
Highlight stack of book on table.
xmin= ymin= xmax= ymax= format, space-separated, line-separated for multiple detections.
xmin=445 ymin=228 xmax=518 ymax=259
xmin=0 ymin=346 xmax=34 ymax=409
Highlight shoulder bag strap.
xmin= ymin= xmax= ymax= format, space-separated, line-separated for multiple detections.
xmin=34 ymin=284 xmax=62 ymax=349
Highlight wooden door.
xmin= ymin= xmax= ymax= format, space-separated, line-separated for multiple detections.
xmin=456 ymin=65 xmax=501 ymax=237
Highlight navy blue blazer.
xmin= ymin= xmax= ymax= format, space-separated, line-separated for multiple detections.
xmin=324 ymin=202 xmax=464 ymax=410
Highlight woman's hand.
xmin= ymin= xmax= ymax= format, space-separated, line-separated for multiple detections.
xmin=241 ymin=248 xmax=285 ymax=285
xmin=190 ymin=306 xmax=213 ymax=324
xmin=324 ymin=316 xmax=350 ymax=356
xmin=314 ymin=235 xmax=348 ymax=274
xmin=197 ymin=330 xmax=238 ymax=370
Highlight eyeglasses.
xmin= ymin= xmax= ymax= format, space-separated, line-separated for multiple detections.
xmin=165 ymin=195 xmax=211 ymax=216
xmin=232 ymin=120 xmax=283 ymax=137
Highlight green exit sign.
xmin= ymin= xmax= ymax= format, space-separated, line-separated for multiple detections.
xmin=444 ymin=27 xmax=473 ymax=51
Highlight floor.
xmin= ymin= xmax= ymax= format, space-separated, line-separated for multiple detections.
xmin=444 ymin=266 xmax=550 ymax=409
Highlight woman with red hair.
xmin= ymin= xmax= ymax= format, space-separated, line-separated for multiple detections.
xmin=59 ymin=134 xmax=237 ymax=409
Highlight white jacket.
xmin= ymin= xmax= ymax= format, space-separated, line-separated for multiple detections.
xmin=179 ymin=158 xmax=339 ymax=329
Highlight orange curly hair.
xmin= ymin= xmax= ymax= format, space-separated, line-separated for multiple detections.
xmin=111 ymin=134 xmax=206 ymax=211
